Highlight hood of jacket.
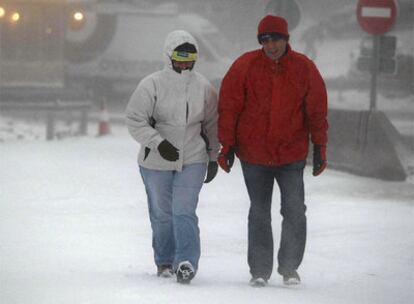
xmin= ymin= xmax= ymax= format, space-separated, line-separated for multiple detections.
xmin=163 ymin=30 xmax=199 ymax=71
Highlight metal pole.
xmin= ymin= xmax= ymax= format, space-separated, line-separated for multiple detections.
xmin=0 ymin=21 xmax=2 ymax=103
xmin=369 ymin=35 xmax=380 ymax=111
xmin=46 ymin=111 xmax=55 ymax=140
xmin=79 ymin=107 xmax=88 ymax=135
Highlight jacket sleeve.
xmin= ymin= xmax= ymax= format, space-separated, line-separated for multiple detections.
xmin=304 ymin=60 xmax=328 ymax=146
xmin=202 ymin=83 xmax=219 ymax=161
xmin=125 ymin=77 xmax=163 ymax=149
xmin=218 ymin=56 xmax=248 ymax=148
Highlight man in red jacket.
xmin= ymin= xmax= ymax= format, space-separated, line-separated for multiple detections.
xmin=218 ymin=15 xmax=328 ymax=287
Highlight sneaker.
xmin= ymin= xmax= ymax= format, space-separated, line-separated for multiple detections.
xmin=176 ymin=261 xmax=195 ymax=284
xmin=283 ymin=271 xmax=301 ymax=285
xmin=249 ymin=277 xmax=268 ymax=287
xmin=157 ymin=264 xmax=174 ymax=278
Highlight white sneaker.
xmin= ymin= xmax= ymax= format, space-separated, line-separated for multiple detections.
xmin=176 ymin=261 xmax=195 ymax=284
xmin=249 ymin=277 xmax=268 ymax=287
xmin=283 ymin=271 xmax=301 ymax=285
xmin=157 ymin=265 xmax=174 ymax=278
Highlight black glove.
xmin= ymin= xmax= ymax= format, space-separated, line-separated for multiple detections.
xmin=313 ymin=144 xmax=327 ymax=176
xmin=158 ymin=140 xmax=179 ymax=161
xmin=218 ymin=146 xmax=236 ymax=173
xmin=204 ymin=161 xmax=218 ymax=183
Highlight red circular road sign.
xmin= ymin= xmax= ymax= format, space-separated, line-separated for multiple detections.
xmin=357 ymin=0 xmax=397 ymax=34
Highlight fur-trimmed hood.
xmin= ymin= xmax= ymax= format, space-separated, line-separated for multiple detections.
xmin=163 ymin=30 xmax=198 ymax=70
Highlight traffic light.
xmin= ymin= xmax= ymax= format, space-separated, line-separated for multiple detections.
xmin=357 ymin=35 xmax=397 ymax=74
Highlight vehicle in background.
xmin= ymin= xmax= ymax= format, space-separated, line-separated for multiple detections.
xmin=65 ymin=1 xmax=234 ymax=100
xmin=0 ymin=1 xmax=233 ymax=102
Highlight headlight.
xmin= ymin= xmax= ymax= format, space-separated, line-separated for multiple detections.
xmin=69 ymin=10 xmax=85 ymax=30
xmin=10 ymin=11 xmax=21 ymax=24
xmin=0 ymin=6 xmax=5 ymax=19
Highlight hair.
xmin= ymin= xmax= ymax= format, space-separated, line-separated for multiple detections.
xmin=174 ymin=42 xmax=197 ymax=53
xmin=257 ymin=32 xmax=289 ymax=44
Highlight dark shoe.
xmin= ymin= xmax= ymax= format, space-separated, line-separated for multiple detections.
xmin=176 ymin=261 xmax=195 ymax=284
xmin=283 ymin=271 xmax=301 ymax=285
xmin=249 ymin=277 xmax=268 ymax=287
xmin=157 ymin=264 xmax=174 ymax=278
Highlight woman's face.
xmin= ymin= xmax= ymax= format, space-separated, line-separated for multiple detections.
xmin=172 ymin=60 xmax=195 ymax=72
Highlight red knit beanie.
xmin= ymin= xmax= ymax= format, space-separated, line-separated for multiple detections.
xmin=257 ymin=15 xmax=289 ymax=41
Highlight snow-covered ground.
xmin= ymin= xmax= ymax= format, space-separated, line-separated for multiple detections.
xmin=1 ymin=125 xmax=413 ymax=304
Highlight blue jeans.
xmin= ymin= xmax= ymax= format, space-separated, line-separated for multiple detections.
xmin=241 ymin=160 xmax=306 ymax=280
xmin=139 ymin=163 xmax=207 ymax=271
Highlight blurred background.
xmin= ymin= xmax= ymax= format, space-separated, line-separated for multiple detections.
xmin=0 ymin=0 xmax=413 ymax=181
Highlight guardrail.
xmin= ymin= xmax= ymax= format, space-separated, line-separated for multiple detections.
xmin=0 ymin=100 xmax=92 ymax=140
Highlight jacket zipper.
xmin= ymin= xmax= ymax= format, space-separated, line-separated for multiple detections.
xmin=185 ymin=82 xmax=190 ymax=124
xmin=186 ymin=102 xmax=189 ymax=123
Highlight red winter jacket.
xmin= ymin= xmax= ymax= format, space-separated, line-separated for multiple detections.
xmin=218 ymin=45 xmax=328 ymax=166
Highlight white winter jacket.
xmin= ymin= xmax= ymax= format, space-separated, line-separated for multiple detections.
xmin=126 ymin=30 xmax=219 ymax=171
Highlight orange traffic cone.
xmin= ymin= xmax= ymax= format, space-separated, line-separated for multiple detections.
xmin=97 ymin=97 xmax=111 ymax=136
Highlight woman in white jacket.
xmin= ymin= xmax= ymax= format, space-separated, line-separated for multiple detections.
xmin=126 ymin=30 xmax=219 ymax=284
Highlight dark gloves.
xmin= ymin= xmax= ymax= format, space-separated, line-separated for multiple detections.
xmin=204 ymin=161 xmax=218 ymax=183
xmin=218 ymin=146 xmax=236 ymax=173
xmin=158 ymin=140 xmax=179 ymax=161
xmin=313 ymin=144 xmax=327 ymax=176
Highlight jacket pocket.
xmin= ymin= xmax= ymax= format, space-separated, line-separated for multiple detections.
xmin=237 ymin=112 xmax=256 ymax=144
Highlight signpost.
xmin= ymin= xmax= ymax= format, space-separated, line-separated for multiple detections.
xmin=325 ymin=0 xmax=409 ymax=182
xmin=0 ymin=6 xmax=4 ymax=100
xmin=356 ymin=0 xmax=397 ymax=110
xmin=357 ymin=35 xmax=396 ymax=74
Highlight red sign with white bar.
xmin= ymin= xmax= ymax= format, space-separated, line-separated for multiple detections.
xmin=357 ymin=0 xmax=397 ymax=34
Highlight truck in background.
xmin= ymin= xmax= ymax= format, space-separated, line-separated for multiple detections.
xmin=0 ymin=1 xmax=234 ymax=102
xmin=64 ymin=1 xmax=234 ymax=101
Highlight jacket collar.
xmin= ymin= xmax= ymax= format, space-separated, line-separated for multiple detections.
xmin=164 ymin=66 xmax=194 ymax=84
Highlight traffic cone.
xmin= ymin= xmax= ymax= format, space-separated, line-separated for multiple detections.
xmin=97 ymin=97 xmax=111 ymax=136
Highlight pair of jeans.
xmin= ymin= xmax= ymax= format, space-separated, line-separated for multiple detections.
xmin=240 ymin=160 xmax=306 ymax=280
xmin=139 ymin=163 xmax=207 ymax=271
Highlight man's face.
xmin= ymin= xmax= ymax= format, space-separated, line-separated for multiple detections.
xmin=262 ymin=37 xmax=287 ymax=61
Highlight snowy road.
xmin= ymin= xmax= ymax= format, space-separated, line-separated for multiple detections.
xmin=1 ymin=127 xmax=413 ymax=304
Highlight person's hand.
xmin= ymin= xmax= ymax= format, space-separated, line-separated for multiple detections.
xmin=313 ymin=145 xmax=327 ymax=176
xmin=204 ymin=161 xmax=218 ymax=183
xmin=218 ymin=146 xmax=236 ymax=173
xmin=158 ymin=140 xmax=179 ymax=161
